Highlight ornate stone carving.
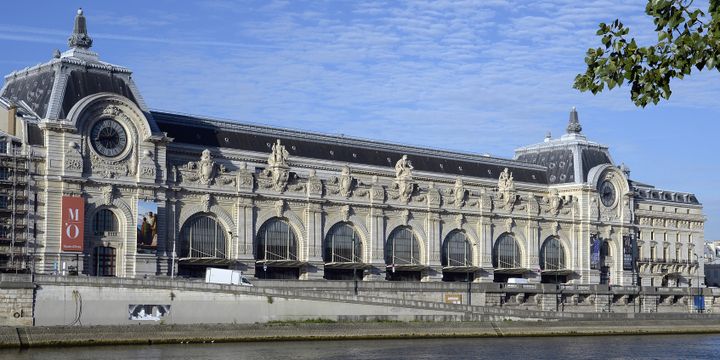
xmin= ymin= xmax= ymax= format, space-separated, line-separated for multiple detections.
xmin=371 ymin=176 xmax=385 ymax=203
xmin=400 ymin=209 xmax=410 ymax=226
xmin=260 ymin=140 xmax=290 ymax=192
xmin=340 ymin=205 xmax=351 ymax=222
xmin=551 ymin=221 xmax=560 ymax=236
xmin=274 ymin=199 xmax=286 ymax=218
xmin=426 ymin=182 xmax=441 ymax=208
xmin=64 ymin=141 xmax=83 ymax=172
xmin=546 ymin=189 xmax=563 ymax=216
xmin=395 ymin=155 xmax=413 ymax=180
xmin=183 ymin=149 xmax=229 ymax=186
xmin=455 ymin=213 xmax=465 ymax=228
xmin=497 ymin=168 xmax=518 ymax=210
xmin=138 ymin=149 xmax=156 ymax=179
xmin=306 ymin=169 xmax=323 ymax=196
xmin=201 ymin=193 xmax=212 ymax=213
xmin=101 ymin=184 xmax=114 ymax=206
xmin=480 ymin=191 xmax=493 ymax=212
xmin=504 ymin=217 xmax=514 ymax=233
xmin=452 ymin=177 xmax=467 ymax=208
xmin=90 ymin=152 xmax=131 ymax=178
xmin=236 ymin=162 xmax=254 ymax=190
xmin=330 ymin=165 xmax=354 ymax=198
xmin=268 ymin=139 xmax=289 ymax=168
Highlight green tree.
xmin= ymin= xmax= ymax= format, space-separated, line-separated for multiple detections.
xmin=574 ymin=0 xmax=720 ymax=106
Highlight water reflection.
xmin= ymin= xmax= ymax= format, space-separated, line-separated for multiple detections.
xmin=3 ymin=334 xmax=720 ymax=360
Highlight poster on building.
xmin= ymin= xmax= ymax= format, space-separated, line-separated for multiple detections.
xmin=61 ymin=196 xmax=84 ymax=252
xmin=137 ymin=200 xmax=158 ymax=252
xmin=590 ymin=235 xmax=600 ymax=270
xmin=623 ymin=235 xmax=633 ymax=270
xmin=128 ymin=304 xmax=171 ymax=321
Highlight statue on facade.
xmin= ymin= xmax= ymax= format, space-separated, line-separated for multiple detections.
xmin=268 ymin=139 xmax=289 ymax=168
xmin=263 ymin=139 xmax=290 ymax=192
xmin=395 ymin=155 xmax=413 ymax=180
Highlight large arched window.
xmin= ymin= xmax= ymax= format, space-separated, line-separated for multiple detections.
xmin=255 ymin=218 xmax=298 ymax=261
xmin=442 ymin=230 xmax=471 ymax=267
xmin=493 ymin=233 xmax=521 ymax=269
xmin=385 ymin=226 xmax=420 ymax=265
xmin=324 ymin=222 xmax=362 ymax=263
xmin=540 ymin=237 xmax=565 ymax=270
xmin=180 ymin=214 xmax=227 ymax=258
xmin=94 ymin=209 xmax=119 ymax=235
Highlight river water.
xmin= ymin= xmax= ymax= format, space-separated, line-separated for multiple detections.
xmin=2 ymin=334 xmax=719 ymax=359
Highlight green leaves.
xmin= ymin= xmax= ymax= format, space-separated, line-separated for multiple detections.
xmin=575 ymin=0 xmax=720 ymax=107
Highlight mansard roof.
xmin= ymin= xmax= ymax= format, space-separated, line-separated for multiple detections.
xmin=153 ymin=111 xmax=550 ymax=185
xmin=514 ymin=108 xmax=613 ymax=185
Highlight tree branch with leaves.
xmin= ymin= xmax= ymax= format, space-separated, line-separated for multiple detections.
xmin=574 ymin=0 xmax=720 ymax=106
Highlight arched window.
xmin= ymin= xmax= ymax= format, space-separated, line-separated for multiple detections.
xmin=493 ymin=233 xmax=521 ymax=269
xmin=324 ymin=222 xmax=362 ymax=263
xmin=256 ymin=218 xmax=298 ymax=261
xmin=180 ymin=214 xmax=227 ymax=258
xmin=385 ymin=226 xmax=420 ymax=265
xmin=442 ymin=230 xmax=471 ymax=267
xmin=94 ymin=209 xmax=119 ymax=235
xmin=540 ymin=237 xmax=565 ymax=270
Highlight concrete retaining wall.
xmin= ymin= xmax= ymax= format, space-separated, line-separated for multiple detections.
xmin=3 ymin=320 xmax=720 ymax=349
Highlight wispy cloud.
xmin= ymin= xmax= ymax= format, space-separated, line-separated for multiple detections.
xmin=1 ymin=0 xmax=718 ymax=238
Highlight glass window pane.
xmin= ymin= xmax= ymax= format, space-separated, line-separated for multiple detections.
xmin=540 ymin=237 xmax=565 ymax=270
xmin=442 ymin=231 xmax=471 ymax=267
xmin=324 ymin=223 xmax=361 ymax=263
xmin=256 ymin=218 xmax=298 ymax=261
xmin=493 ymin=234 xmax=521 ymax=269
xmin=386 ymin=227 xmax=420 ymax=265
xmin=180 ymin=215 xmax=227 ymax=258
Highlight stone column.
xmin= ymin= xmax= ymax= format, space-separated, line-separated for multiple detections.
xmin=477 ymin=216 xmax=494 ymax=282
xmin=368 ymin=207 xmax=385 ymax=279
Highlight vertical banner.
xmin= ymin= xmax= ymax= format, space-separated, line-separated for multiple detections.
xmin=137 ymin=200 xmax=158 ymax=252
xmin=590 ymin=235 xmax=600 ymax=270
xmin=61 ymin=196 xmax=85 ymax=252
xmin=623 ymin=235 xmax=633 ymax=270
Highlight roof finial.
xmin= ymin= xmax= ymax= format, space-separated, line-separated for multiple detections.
xmin=566 ymin=106 xmax=582 ymax=134
xmin=68 ymin=8 xmax=93 ymax=49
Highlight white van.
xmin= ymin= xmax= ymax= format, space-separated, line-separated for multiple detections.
xmin=507 ymin=277 xmax=529 ymax=284
xmin=205 ymin=268 xmax=254 ymax=286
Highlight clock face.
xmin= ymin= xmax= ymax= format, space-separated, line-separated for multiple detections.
xmin=90 ymin=119 xmax=128 ymax=157
xmin=599 ymin=180 xmax=617 ymax=207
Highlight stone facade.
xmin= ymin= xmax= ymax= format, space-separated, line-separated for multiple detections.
xmin=0 ymin=10 xmax=706 ymax=287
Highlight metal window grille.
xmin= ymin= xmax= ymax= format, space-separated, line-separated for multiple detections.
xmin=493 ymin=234 xmax=521 ymax=269
xmin=386 ymin=227 xmax=419 ymax=265
xmin=256 ymin=218 xmax=297 ymax=261
xmin=94 ymin=246 xmax=116 ymax=276
xmin=540 ymin=237 xmax=565 ymax=270
xmin=442 ymin=230 xmax=471 ymax=267
xmin=324 ymin=222 xmax=361 ymax=263
xmin=93 ymin=209 xmax=119 ymax=235
xmin=180 ymin=215 xmax=227 ymax=258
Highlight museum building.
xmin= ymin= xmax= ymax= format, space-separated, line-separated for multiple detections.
xmin=0 ymin=10 xmax=706 ymax=286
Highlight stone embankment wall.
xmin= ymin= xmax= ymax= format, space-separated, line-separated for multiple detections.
xmin=0 ymin=274 xmax=33 ymax=326
xmin=3 ymin=320 xmax=720 ymax=349
xmin=2 ymin=274 xmax=720 ymax=328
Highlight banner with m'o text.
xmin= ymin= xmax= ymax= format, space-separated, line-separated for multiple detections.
xmin=61 ymin=196 xmax=85 ymax=252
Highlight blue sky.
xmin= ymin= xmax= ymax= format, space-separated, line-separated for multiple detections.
xmin=1 ymin=1 xmax=718 ymax=240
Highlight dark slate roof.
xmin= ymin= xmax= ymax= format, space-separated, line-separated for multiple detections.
xmin=1 ymin=68 xmax=55 ymax=118
xmin=515 ymin=149 xmax=575 ymax=184
xmin=153 ymin=111 xmax=549 ymax=185
xmin=580 ymin=149 xmax=611 ymax=181
xmin=60 ymin=70 xmax=138 ymax=119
